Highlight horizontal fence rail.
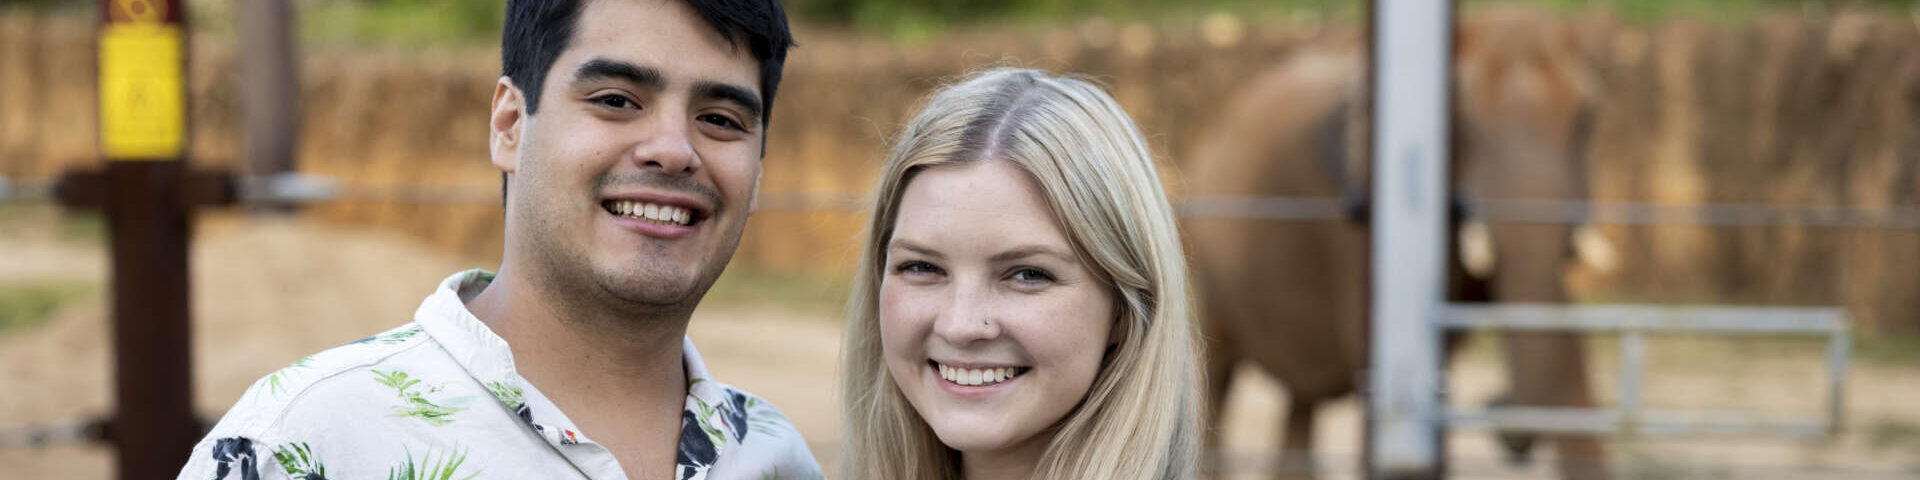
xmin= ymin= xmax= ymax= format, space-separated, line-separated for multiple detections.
xmin=10 ymin=176 xmax=1920 ymax=230
xmin=1440 ymin=303 xmax=1850 ymax=438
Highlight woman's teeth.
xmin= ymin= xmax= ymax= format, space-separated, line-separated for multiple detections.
xmin=607 ymin=200 xmax=693 ymax=226
xmin=937 ymin=363 xmax=1024 ymax=386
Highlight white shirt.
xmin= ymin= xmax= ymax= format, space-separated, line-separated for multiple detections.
xmin=177 ymin=269 xmax=822 ymax=480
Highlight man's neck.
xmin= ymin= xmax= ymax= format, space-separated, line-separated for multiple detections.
xmin=465 ymin=267 xmax=689 ymax=406
xmin=466 ymin=266 xmax=693 ymax=479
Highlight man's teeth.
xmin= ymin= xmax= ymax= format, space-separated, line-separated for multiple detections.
xmin=937 ymin=363 xmax=1022 ymax=386
xmin=609 ymin=201 xmax=692 ymax=226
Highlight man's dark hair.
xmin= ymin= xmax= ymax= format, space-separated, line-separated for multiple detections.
xmin=501 ymin=0 xmax=796 ymax=122
xmin=499 ymin=0 xmax=797 ymax=205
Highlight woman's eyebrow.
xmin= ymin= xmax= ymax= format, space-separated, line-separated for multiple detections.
xmin=887 ymin=238 xmax=944 ymax=258
xmin=990 ymin=245 xmax=1072 ymax=263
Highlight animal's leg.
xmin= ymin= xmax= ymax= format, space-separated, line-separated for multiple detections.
xmin=1276 ymin=397 xmax=1318 ymax=480
xmin=1503 ymin=331 xmax=1608 ymax=480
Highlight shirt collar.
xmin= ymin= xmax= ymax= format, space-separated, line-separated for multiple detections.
xmin=413 ymin=269 xmax=520 ymax=385
xmin=414 ymin=270 xmax=722 ymax=439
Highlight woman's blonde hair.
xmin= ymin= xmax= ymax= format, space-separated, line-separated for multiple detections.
xmin=838 ymin=67 xmax=1201 ymax=479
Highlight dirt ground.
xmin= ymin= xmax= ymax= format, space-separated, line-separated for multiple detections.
xmin=2 ymin=212 xmax=1918 ymax=479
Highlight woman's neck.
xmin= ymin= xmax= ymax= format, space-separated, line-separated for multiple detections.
xmin=959 ymin=435 xmax=1048 ymax=480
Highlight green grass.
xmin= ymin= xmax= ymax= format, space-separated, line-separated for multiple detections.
xmin=1856 ymin=336 xmax=1920 ymax=366
xmin=0 ymin=205 xmax=104 ymax=245
xmin=0 ymin=281 xmax=96 ymax=334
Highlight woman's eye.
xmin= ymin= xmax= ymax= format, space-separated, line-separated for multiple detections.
xmin=1009 ymin=267 xmax=1055 ymax=284
xmin=698 ymin=113 xmax=744 ymax=131
xmin=591 ymin=94 xmax=637 ymax=110
xmin=894 ymin=261 xmax=943 ymax=276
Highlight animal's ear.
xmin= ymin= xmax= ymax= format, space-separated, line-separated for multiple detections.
xmin=1561 ymin=26 xmax=1605 ymax=105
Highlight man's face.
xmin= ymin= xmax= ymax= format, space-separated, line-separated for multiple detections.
xmin=490 ymin=0 xmax=764 ymax=313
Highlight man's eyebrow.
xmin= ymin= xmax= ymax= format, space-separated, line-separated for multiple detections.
xmin=694 ymin=81 xmax=763 ymax=125
xmin=572 ymin=58 xmax=664 ymax=90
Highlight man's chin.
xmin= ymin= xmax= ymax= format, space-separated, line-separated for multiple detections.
xmin=595 ymin=272 xmax=711 ymax=310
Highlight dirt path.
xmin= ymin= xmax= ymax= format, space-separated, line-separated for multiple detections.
xmin=3 ymin=216 xmax=1918 ymax=479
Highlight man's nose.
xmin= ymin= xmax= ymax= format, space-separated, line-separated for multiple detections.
xmin=631 ymin=117 xmax=700 ymax=175
xmin=932 ymin=283 xmax=1000 ymax=345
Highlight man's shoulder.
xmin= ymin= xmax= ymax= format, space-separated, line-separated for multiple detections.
xmin=686 ymin=379 xmax=822 ymax=478
xmin=205 ymin=322 xmax=441 ymax=437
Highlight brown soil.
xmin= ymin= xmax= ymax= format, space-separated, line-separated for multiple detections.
xmin=2 ymin=216 xmax=1918 ymax=479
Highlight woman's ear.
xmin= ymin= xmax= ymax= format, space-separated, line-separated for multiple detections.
xmin=490 ymin=76 xmax=526 ymax=174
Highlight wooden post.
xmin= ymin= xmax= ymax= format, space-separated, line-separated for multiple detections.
xmin=55 ymin=0 xmax=232 ymax=478
xmin=1367 ymin=0 xmax=1452 ymax=478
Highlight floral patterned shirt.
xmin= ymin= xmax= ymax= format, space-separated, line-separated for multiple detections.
xmin=177 ymin=269 xmax=823 ymax=480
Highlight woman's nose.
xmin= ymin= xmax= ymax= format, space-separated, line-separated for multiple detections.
xmin=932 ymin=283 xmax=1000 ymax=345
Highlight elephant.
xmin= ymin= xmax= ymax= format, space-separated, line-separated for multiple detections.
xmin=1183 ymin=7 xmax=1612 ymax=480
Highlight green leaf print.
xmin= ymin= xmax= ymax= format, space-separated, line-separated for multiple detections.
xmin=387 ymin=445 xmax=478 ymax=480
xmin=484 ymin=381 xmax=523 ymax=410
xmin=761 ymin=466 xmax=826 ymax=480
xmin=746 ymin=396 xmax=787 ymax=437
xmin=272 ymin=442 xmax=327 ymax=478
xmin=265 ymin=356 xmax=313 ymax=397
xmin=371 ymin=369 xmax=467 ymax=426
xmin=690 ymin=397 xmax=727 ymax=448
xmin=377 ymin=325 xmax=424 ymax=345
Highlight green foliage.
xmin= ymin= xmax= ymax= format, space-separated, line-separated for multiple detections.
xmin=689 ymin=396 xmax=728 ymax=447
xmin=300 ymin=0 xmax=505 ymax=48
xmin=388 ymin=444 xmax=477 ymax=480
xmin=483 ymin=381 xmax=523 ymax=409
xmin=1513 ymin=0 xmax=1920 ymax=23
xmin=375 ymin=325 xmax=424 ymax=345
xmin=372 ymin=369 xmax=466 ymax=426
xmin=265 ymin=356 xmax=314 ymax=396
xmin=272 ymin=442 xmax=328 ymax=479
xmin=0 ymin=282 xmax=94 ymax=334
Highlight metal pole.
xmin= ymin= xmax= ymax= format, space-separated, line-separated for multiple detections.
xmin=1368 ymin=0 xmax=1452 ymax=478
xmin=239 ymin=0 xmax=299 ymax=213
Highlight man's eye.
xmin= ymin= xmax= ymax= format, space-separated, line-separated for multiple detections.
xmin=591 ymin=94 xmax=637 ymax=110
xmin=699 ymin=113 xmax=744 ymax=131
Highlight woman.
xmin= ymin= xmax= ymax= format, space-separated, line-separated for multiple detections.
xmin=839 ymin=67 xmax=1201 ymax=479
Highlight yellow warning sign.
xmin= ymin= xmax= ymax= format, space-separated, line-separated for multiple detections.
xmin=99 ymin=21 xmax=184 ymax=160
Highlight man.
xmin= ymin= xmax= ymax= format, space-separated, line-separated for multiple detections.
xmin=177 ymin=1 xmax=815 ymax=479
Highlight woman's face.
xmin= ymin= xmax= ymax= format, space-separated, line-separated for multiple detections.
xmin=879 ymin=160 xmax=1116 ymax=459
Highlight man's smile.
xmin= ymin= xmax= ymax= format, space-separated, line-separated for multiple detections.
xmin=604 ymin=200 xmax=696 ymax=226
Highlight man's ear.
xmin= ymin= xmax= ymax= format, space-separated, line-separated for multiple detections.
xmin=490 ymin=76 xmax=527 ymax=174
